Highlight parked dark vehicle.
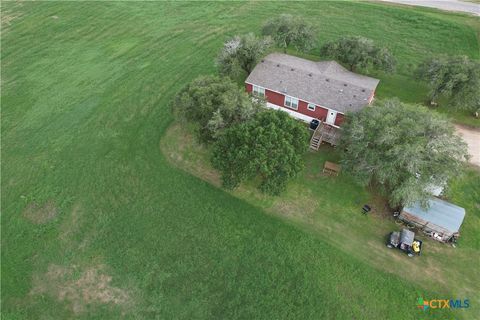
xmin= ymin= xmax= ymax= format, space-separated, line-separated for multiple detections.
xmin=386 ymin=229 xmax=422 ymax=257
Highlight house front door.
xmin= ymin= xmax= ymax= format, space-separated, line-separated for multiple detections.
xmin=326 ymin=110 xmax=337 ymax=125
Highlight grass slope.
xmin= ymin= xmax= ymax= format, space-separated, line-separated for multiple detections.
xmin=2 ymin=2 xmax=478 ymax=319
xmin=161 ymin=123 xmax=480 ymax=317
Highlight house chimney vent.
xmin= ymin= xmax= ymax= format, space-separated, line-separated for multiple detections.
xmin=291 ymin=68 xmax=295 ymax=71
xmin=325 ymin=78 xmax=330 ymax=82
xmin=277 ymin=64 xmax=280 ymax=67
xmin=343 ymin=83 xmax=347 ymax=87
xmin=308 ymin=73 xmax=312 ymax=77
xmin=362 ymin=89 xmax=366 ymax=92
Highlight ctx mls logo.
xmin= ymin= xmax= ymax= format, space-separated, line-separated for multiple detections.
xmin=417 ymin=297 xmax=430 ymax=311
xmin=417 ymin=297 xmax=470 ymax=310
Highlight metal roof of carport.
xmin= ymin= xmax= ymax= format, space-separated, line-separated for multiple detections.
xmin=403 ymin=198 xmax=466 ymax=233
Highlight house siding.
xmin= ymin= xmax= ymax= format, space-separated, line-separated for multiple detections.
xmin=264 ymin=89 xmax=284 ymax=107
xmin=264 ymin=89 xmax=331 ymax=122
xmin=298 ymin=100 xmax=329 ymax=121
xmin=246 ymin=83 xmax=344 ymax=126
xmin=334 ymin=113 xmax=345 ymax=126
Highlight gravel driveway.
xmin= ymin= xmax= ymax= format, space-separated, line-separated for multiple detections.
xmin=455 ymin=125 xmax=480 ymax=166
xmin=380 ymin=0 xmax=480 ymax=16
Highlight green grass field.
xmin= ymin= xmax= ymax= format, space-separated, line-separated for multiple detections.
xmin=162 ymin=121 xmax=480 ymax=307
xmin=2 ymin=2 xmax=479 ymax=319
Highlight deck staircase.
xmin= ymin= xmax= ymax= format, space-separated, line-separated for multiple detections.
xmin=310 ymin=121 xmax=341 ymax=150
xmin=310 ymin=126 xmax=323 ymax=150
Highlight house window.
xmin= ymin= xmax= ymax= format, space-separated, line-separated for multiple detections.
xmin=307 ymin=103 xmax=316 ymax=111
xmin=284 ymin=95 xmax=299 ymax=110
xmin=252 ymin=85 xmax=265 ymax=97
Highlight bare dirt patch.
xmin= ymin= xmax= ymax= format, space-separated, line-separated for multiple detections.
xmin=1 ymin=3 xmax=23 ymax=33
xmin=23 ymin=200 xmax=58 ymax=224
xmin=1 ymin=13 xmax=17 ymax=27
xmin=31 ymin=264 xmax=131 ymax=314
xmin=455 ymin=124 xmax=480 ymax=167
xmin=365 ymin=185 xmax=395 ymax=218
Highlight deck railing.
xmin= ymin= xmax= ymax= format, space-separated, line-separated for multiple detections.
xmin=309 ymin=121 xmax=340 ymax=150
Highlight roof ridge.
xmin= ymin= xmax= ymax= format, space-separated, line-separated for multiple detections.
xmin=320 ymin=61 xmax=378 ymax=89
xmin=320 ymin=60 xmax=336 ymax=73
xmin=265 ymin=53 xmax=321 ymax=73
xmin=246 ymin=53 xmax=380 ymax=113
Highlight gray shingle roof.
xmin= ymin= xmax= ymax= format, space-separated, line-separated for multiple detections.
xmin=245 ymin=53 xmax=380 ymax=113
xmin=403 ymin=198 xmax=466 ymax=233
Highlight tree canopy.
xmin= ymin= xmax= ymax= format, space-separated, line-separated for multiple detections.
xmin=320 ymin=36 xmax=396 ymax=72
xmin=216 ymin=33 xmax=271 ymax=78
xmin=172 ymin=75 xmax=262 ymax=142
xmin=340 ymin=99 xmax=468 ymax=207
xmin=261 ymin=14 xmax=316 ymax=53
xmin=212 ymin=110 xmax=309 ymax=195
xmin=415 ymin=55 xmax=480 ymax=112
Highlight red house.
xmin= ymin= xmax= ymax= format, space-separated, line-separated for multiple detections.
xmin=245 ymin=53 xmax=379 ymax=146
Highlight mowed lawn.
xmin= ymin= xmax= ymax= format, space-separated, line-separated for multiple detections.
xmin=162 ymin=123 xmax=480 ymax=316
xmin=1 ymin=2 xmax=478 ymax=319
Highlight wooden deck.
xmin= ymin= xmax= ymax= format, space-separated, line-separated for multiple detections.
xmin=309 ymin=121 xmax=341 ymax=150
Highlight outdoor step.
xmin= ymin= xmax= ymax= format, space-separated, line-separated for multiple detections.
xmin=310 ymin=126 xmax=324 ymax=151
xmin=310 ymin=140 xmax=321 ymax=150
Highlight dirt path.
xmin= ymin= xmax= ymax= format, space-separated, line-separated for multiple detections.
xmin=455 ymin=125 xmax=480 ymax=166
xmin=379 ymin=0 xmax=480 ymax=16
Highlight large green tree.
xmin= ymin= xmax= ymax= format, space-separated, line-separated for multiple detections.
xmin=216 ymin=33 xmax=271 ymax=78
xmin=320 ymin=36 xmax=396 ymax=72
xmin=340 ymin=99 xmax=468 ymax=207
xmin=415 ymin=55 xmax=480 ymax=112
xmin=261 ymin=14 xmax=316 ymax=53
xmin=172 ymin=75 xmax=262 ymax=142
xmin=212 ymin=110 xmax=308 ymax=195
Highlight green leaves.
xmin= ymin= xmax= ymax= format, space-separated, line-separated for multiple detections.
xmin=172 ymin=75 xmax=260 ymax=142
xmin=340 ymin=98 xmax=468 ymax=207
xmin=172 ymin=77 xmax=308 ymax=196
xmin=415 ymin=55 xmax=480 ymax=112
xmin=212 ymin=110 xmax=309 ymax=195
xmin=320 ymin=36 xmax=396 ymax=73
xmin=216 ymin=33 xmax=271 ymax=78
xmin=262 ymin=14 xmax=316 ymax=53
